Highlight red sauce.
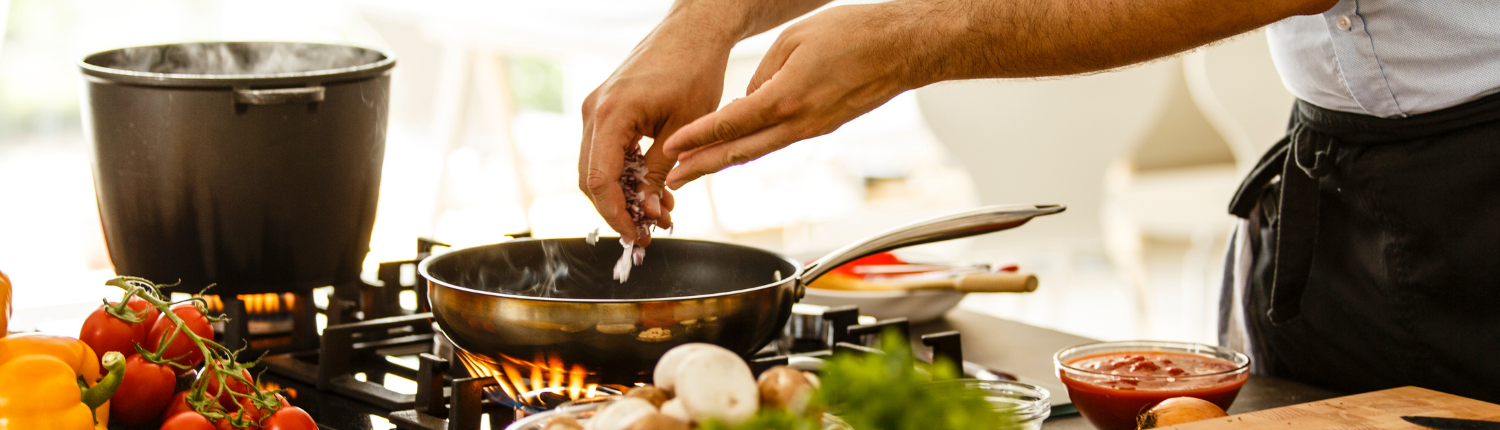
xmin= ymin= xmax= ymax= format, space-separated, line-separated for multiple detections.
xmin=1059 ymin=351 xmax=1246 ymax=430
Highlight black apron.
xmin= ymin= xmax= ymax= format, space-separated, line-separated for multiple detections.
xmin=1221 ymin=93 xmax=1500 ymax=402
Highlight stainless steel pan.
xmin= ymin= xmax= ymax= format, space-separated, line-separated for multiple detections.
xmin=421 ymin=204 xmax=1064 ymax=376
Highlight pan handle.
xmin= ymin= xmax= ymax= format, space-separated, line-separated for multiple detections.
xmin=798 ymin=204 xmax=1065 ymax=297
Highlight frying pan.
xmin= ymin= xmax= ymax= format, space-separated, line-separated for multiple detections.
xmin=421 ymin=204 xmax=1064 ymax=376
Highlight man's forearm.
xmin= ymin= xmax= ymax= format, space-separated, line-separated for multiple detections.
xmin=663 ymin=0 xmax=835 ymax=44
xmin=905 ymin=0 xmax=1337 ymax=84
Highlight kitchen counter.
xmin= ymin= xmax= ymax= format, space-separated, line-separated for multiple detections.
xmin=911 ymin=309 xmax=1343 ymax=430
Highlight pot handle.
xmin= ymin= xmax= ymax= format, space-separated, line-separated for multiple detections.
xmin=234 ymin=86 xmax=326 ymax=105
xmin=798 ymin=204 xmax=1065 ymax=296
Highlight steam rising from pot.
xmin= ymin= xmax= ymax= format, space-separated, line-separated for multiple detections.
xmin=88 ymin=42 xmax=384 ymax=76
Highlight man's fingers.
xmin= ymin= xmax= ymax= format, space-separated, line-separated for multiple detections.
xmin=665 ymin=123 xmax=801 ymax=189
xmin=578 ymin=110 xmax=596 ymax=193
xmin=661 ymin=188 xmax=676 ymax=212
xmin=585 ymin=115 xmax=644 ymax=243
xmin=747 ymin=37 xmax=795 ymax=95
xmin=658 ymin=207 xmax=673 ymax=231
xmin=661 ymin=89 xmax=792 ymax=160
xmin=642 ymin=187 xmax=664 ymax=219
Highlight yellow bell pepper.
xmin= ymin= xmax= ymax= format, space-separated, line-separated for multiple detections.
xmin=0 ymin=323 xmax=124 ymax=430
xmin=1 ymin=268 xmax=10 ymax=335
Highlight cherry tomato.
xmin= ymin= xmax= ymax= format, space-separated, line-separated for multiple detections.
xmin=216 ymin=406 xmax=265 ymax=430
xmin=147 ymin=303 xmax=214 ymax=371
xmin=126 ymin=295 xmax=162 ymax=332
xmin=110 ymin=354 xmax=178 ymax=425
xmin=162 ymin=411 xmax=218 ymax=430
xmin=161 ymin=391 xmax=195 ymax=423
xmin=79 ymin=296 xmax=160 ymax=364
xmin=203 ymin=367 xmax=257 ymax=409
xmin=79 ymin=305 xmax=139 ymax=364
xmin=259 ymin=405 xmax=317 ymax=430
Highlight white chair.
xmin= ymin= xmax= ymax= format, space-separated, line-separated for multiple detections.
xmin=1186 ymin=30 xmax=1296 ymax=172
xmin=915 ymin=61 xmax=1178 ymax=339
xmin=914 ymin=62 xmax=1179 ymax=249
xmin=1101 ymin=29 xmax=1294 ymax=341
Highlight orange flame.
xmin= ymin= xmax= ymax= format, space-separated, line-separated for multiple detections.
xmin=530 ymin=353 xmax=545 ymax=392
xmin=548 ymin=353 xmax=565 ymax=390
xmin=455 ymin=350 xmax=519 ymax=400
xmin=204 ymin=293 xmax=296 ymax=315
xmin=568 ymin=364 xmax=586 ymax=399
xmin=456 ymin=351 xmax=606 ymax=403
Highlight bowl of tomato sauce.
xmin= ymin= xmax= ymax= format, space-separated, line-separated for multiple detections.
xmin=1054 ymin=341 xmax=1249 ymax=430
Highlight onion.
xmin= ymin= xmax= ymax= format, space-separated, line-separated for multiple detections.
xmin=1138 ymin=397 xmax=1228 ymax=429
xmin=613 ymin=142 xmax=656 ymax=283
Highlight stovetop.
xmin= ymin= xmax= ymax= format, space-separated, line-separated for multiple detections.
xmin=189 ymin=238 xmax=1016 ymax=430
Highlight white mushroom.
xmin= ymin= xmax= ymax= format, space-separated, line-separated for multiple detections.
xmin=652 ymin=343 xmax=717 ymax=394
xmin=626 ymin=385 xmax=670 ymax=408
xmin=659 ymin=398 xmax=692 ymax=424
xmin=803 ymin=372 xmax=820 ymax=390
xmin=756 ymin=366 xmax=815 ymax=414
xmin=584 ymin=397 xmax=657 ymax=430
xmin=622 ymin=412 xmax=690 ymax=430
xmin=673 ymin=346 xmax=759 ymax=426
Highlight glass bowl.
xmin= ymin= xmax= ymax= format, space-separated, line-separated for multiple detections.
xmin=1054 ymin=341 xmax=1249 ymax=430
xmin=928 ymin=379 xmax=1052 ymax=430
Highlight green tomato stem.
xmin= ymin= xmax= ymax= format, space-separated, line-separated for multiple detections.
xmin=102 ymin=286 xmax=148 ymax=323
xmin=106 ymin=276 xmax=285 ymax=419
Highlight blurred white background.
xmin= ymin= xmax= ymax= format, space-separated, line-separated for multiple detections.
xmin=0 ymin=0 xmax=1292 ymax=346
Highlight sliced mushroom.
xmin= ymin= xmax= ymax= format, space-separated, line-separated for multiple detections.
xmin=652 ymin=343 xmax=717 ymax=394
xmin=660 ymin=398 xmax=691 ymax=424
xmin=757 ymin=365 xmax=815 ymax=414
xmin=622 ymin=412 xmax=690 ymax=430
xmin=625 ymin=385 xmax=670 ymax=408
xmin=584 ymin=397 xmax=657 ymax=430
xmin=673 ymin=346 xmax=759 ymax=426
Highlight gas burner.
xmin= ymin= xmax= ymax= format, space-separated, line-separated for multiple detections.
xmin=219 ymin=236 xmax=1009 ymax=430
xmin=388 ymin=303 xmax=1009 ymax=430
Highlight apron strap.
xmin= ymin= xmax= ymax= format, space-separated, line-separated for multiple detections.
xmin=1227 ymin=121 xmax=1342 ymax=326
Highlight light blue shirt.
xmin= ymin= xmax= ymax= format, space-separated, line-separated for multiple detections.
xmin=1267 ymin=0 xmax=1500 ymax=118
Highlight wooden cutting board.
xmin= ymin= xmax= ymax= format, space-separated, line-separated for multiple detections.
xmin=1171 ymin=386 xmax=1500 ymax=430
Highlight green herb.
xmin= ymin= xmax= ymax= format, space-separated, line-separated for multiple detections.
xmin=704 ymin=330 xmax=1012 ymax=430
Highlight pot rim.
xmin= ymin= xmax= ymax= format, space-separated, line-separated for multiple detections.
xmin=418 ymin=237 xmax=807 ymax=303
xmin=77 ymin=41 xmax=396 ymax=88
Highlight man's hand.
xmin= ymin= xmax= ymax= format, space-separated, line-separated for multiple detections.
xmin=579 ymin=19 xmax=735 ymax=246
xmin=581 ymin=0 xmax=833 ymax=244
xmin=661 ymin=3 xmax=925 ymax=190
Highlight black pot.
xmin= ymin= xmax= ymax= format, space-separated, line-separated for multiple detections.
xmin=79 ymin=42 xmax=395 ymax=294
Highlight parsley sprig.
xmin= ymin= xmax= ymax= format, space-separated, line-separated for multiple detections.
xmin=704 ymin=330 xmax=1012 ymax=430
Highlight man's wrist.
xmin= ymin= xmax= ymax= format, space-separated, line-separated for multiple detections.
xmin=660 ymin=0 xmax=755 ymax=47
xmin=876 ymin=0 xmax=972 ymax=89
